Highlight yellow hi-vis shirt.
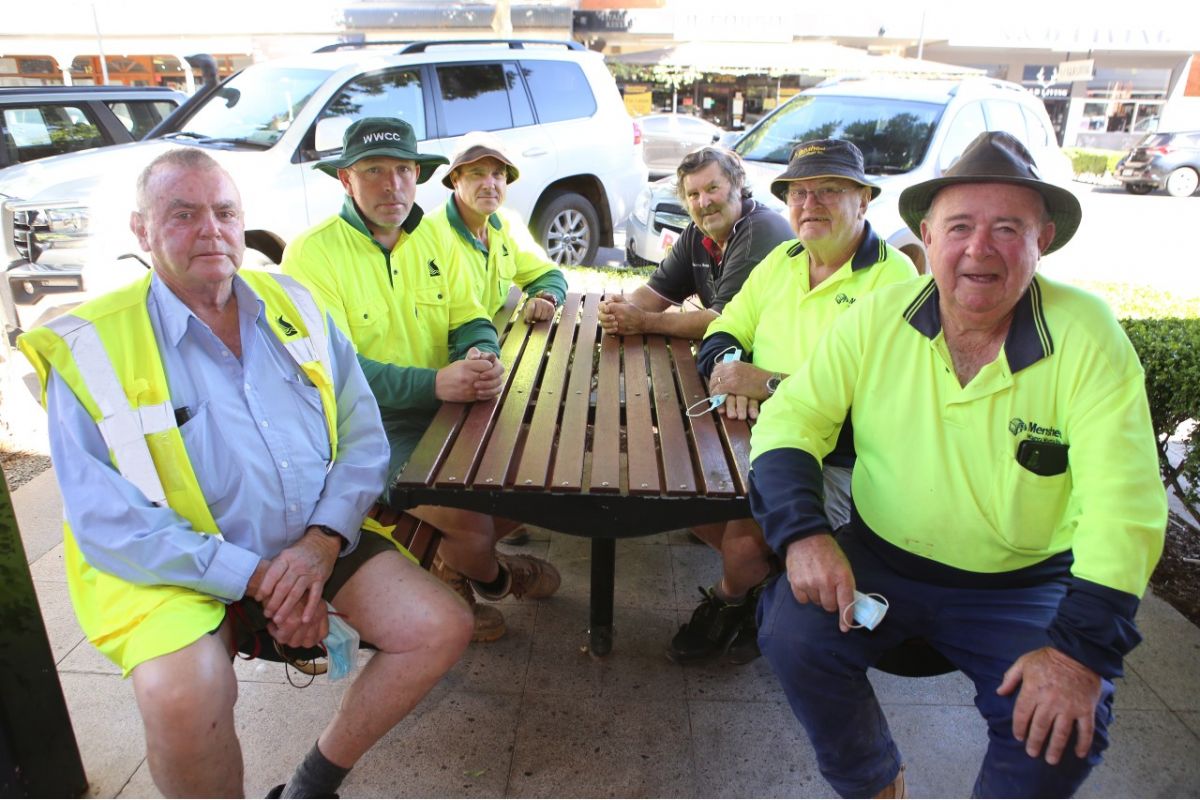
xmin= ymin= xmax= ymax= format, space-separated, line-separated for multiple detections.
xmin=751 ymin=275 xmax=1166 ymax=597
xmin=704 ymin=225 xmax=916 ymax=374
xmin=426 ymin=199 xmax=567 ymax=318
xmin=282 ymin=200 xmax=491 ymax=376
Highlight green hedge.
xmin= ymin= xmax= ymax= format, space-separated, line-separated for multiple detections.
xmin=1121 ymin=317 xmax=1200 ymax=527
xmin=1062 ymin=147 xmax=1125 ymax=177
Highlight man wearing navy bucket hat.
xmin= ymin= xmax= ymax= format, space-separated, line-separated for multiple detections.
xmin=283 ymin=118 xmax=562 ymax=645
xmin=749 ymin=132 xmax=1165 ymax=797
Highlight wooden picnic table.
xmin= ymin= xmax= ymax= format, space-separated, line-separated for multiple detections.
xmin=388 ymin=288 xmax=753 ymax=655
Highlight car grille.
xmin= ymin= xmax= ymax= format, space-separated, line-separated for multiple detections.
xmin=652 ymin=201 xmax=689 ymax=233
xmin=13 ymin=207 xmax=48 ymax=262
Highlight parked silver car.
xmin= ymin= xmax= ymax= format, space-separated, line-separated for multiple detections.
xmin=626 ymin=76 xmax=1074 ymax=272
xmin=637 ymin=112 xmax=723 ymax=177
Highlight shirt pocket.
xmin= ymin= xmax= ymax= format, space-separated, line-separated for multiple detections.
xmin=994 ymin=463 xmax=1072 ymax=554
xmin=176 ymin=401 xmax=241 ymax=509
xmin=413 ymin=285 xmax=450 ymax=364
xmin=346 ymin=296 xmax=389 ymax=346
xmin=284 ymin=375 xmax=332 ymax=464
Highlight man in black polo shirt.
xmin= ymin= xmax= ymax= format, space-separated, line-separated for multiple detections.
xmin=599 ymin=147 xmax=792 ymax=339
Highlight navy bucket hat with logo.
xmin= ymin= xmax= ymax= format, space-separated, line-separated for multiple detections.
xmin=769 ymin=139 xmax=881 ymax=203
xmin=315 ymin=117 xmax=448 ymax=184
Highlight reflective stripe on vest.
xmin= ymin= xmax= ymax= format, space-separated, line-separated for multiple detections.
xmin=43 ymin=272 xmax=334 ymax=508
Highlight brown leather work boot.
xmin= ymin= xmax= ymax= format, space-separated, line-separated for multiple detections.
xmin=431 ymin=555 xmax=506 ymax=643
xmin=475 ymin=553 xmax=561 ymax=600
xmin=873 ymin=766 xmax=906 ymax=799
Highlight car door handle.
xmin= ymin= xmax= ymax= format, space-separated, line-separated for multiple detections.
xmin=522 ymin=147 xmax=549 ymax=157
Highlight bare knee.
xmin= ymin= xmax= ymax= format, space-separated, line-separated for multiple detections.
xmin=133 ymin=637 xmax=238 ymax=738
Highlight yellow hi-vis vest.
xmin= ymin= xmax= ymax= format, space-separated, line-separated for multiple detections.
xmin=18 ymin=270 xmax=338 ymax=675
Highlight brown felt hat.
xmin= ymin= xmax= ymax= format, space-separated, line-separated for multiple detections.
xmin=898 ymin=131 xmax=1081 ymax=254
xmin=442 ymin=132 xmax=520 ymax=189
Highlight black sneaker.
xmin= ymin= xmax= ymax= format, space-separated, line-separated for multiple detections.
xmin=726 ymin=615 xmax=761 ymax=665
xmin=666 ymin=586 xmax=755 ymax=663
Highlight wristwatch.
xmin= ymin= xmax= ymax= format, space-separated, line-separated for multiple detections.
xmin=315 ymin=524 xmax=347 ymax=550
xmin=534 ymin=291 xmax=561 ymax=308
xmin=765 ymin=372 xmax=784 ymax=396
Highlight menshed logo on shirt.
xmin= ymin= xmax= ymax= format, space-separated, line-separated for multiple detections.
xmin=1008 ymin=417 xmax=1063 ymax=441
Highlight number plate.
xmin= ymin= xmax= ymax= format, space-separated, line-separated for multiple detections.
xmin=659 ymin=228 xmax=678 ymax=251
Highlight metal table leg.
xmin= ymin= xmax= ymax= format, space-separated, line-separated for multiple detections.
xmin=588 ymin=537 xmax=615 ymax=656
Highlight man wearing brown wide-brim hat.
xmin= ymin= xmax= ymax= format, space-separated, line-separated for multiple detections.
xmin=748 ymin=131 xmax=1166 ymax=797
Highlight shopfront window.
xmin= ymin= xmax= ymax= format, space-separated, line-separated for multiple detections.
xmin=1078 ymin=67 xmax=1169 ymax=134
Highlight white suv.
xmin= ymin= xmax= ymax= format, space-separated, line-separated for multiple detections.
xmin=625 ymin=76 xmax=1073 ymax=273
xmin=0 ymin=39 xmax=646 ymax=337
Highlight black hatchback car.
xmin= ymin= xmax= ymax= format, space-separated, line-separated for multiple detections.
xmin=0 ymin=85 xmax=183 ymax=169
xmin=1115 ymin=131 xmax=1200 ymax=198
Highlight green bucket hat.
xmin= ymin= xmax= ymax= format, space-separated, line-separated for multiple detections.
xmin=315 ymin=117 xmax=448 ymax=184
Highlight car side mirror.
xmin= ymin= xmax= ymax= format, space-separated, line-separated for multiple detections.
xmin=314 ymin=117 xmax=355 ymax=155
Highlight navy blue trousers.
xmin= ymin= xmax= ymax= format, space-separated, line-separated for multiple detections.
xmin=757 ymin=529 xmax=1114 ymax=798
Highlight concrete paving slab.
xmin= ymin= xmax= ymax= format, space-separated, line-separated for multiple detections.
xmin=1081 ymin=708 xmax=1200 ymax=798
xmin=57 ymin=672 xmax=146 ymax=799
xmin=878 ymin=703 xmax=988 ymax=798
xmin=507 ymin=693 xmax=697 ymax=798
xmin=525 ymin=600 xmax=685 ymax=701
xmin=33 ymin=575 xmax=86 ymax=663
xmin=13 ymin=468 xmax=63 ymax=563
xmin=1178 ymin=711 xmax=1200 ymax=739
xmin=1111 ymin=664 xmax=1168 ymax=711
xmin=439 ymin=603 xmax=535 ymax=695
xmin=1125 ymin=593 xmax=1200 ymax=712
xmin=29 ymin=539 xmax=65 ymax=582
xmin=668 ymin=542 xmax=722 ymax=610
xmin=687 ymin=698 xmax=832 ymax=797
xmin=341 ymin=690 xmax=522 ymax=798
xmin=59 ymin=637 xmax=122 ymax=675
xmin=547 ymin=533 xmax=677 ymax=610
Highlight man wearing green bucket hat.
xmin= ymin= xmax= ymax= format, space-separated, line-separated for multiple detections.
xmin=283 ymin=118 xmax=562 ymax=643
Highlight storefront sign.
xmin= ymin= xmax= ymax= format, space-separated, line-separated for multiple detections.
xmin=1026 ymin=83 xmax=1071 ymax=99
xmin=1057 ymin=59 xmax=1095 ymax=83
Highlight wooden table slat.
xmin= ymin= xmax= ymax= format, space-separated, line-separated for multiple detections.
xmin=622 ymin=336 xmax=660 ymax=495
xmin=669 ymin=339 xmax=737 ymax=497
xmin=588 ymin=320 xmax=622 ymax=494
xmin=433 ymin=314 xmax=532 ymax=489
xmin=514 ymin=293 xmax=583 ymax=490
xmin=647 ymin=338 xmax=696 ymax=496
xmin=716 ymin=415 xmax=754 ymax=496
xmin=471 ymin=314 xmax=555 ymax=488
xmin=549 ymin=293 xmax=602 ymax=492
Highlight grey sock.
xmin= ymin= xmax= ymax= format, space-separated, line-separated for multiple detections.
xmin=281 ymin=741 xmax=351 ymax=799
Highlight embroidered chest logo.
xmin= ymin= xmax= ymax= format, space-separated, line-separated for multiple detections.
xmin=501 ymin=243 xmax=510 ymax=257
xmin=276 ymin=315 xmax=298 ymax=337
xmin=427 ymin=259 xmax=441 ymax=277
xmin=835 ymin=293 xmax=855 ymax=306
xmin=1008 ymin=417 xmax=1063 ymax=442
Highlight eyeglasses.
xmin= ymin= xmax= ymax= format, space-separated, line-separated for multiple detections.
xmin=785 ymin=186 xmax=852 ymax=205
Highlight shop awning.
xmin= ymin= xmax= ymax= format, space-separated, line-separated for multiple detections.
xmin=608 ymin=40 xmax=982 ymax=79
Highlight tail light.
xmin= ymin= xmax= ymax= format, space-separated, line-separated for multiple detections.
xmin=632 ymin=120 xmax=642 ymax=146
xmin=1147 ymin=145 xmax=1172 ymax=155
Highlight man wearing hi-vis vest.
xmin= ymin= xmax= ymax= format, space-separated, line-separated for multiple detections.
xmin=19 ymin=148 xmax=473 ymax=799
xmin=282 ymin=118 xmax=562 ymax=646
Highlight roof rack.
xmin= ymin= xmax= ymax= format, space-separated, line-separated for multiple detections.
xmin=314 ymin=38 xmax=584 ymax=54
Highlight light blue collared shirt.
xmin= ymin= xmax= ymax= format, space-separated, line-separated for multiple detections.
xmin=47 ymin=274 xmax=389 ymax=601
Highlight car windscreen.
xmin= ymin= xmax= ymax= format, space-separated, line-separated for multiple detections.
xmin=734 ymin=94 xmax=942 ymax=174
xmin=171 ymin=67 xmax=330 ymax=147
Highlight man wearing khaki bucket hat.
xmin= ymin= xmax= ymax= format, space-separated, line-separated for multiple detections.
xmin=749 ymin=131 xmax=1165 ymax=797
xmin=283 ymin=118 xmax=561 ymax=644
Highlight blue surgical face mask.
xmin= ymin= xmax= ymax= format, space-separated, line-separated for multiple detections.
xmin=843 ymin=591 xmax=889 ymax=631
xmin=686 ymin=346 xmax=743 ymax=417
xmin=323 ymin=603 xmax=360 ymax=682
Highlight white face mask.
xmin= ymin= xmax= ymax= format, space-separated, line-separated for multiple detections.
xmin=685 ymin=346 xmax=743 ymax=417
xmin=842 ymin=591 xmax=890 ymax=631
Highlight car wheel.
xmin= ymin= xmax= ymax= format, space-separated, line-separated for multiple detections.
xmin=1123 ymin=183 xmax=1153 ymax=195
xmin=1164 ymin=167 xmax=1199 ymax=198
xmin=535 ymin=191 xmax=600 ymax=266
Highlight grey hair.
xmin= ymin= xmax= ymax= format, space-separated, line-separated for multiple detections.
xmin=135 ymin=148 xmax=227 ymax=214
xmin=675 ymin=146 xmax=750 ymax=203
